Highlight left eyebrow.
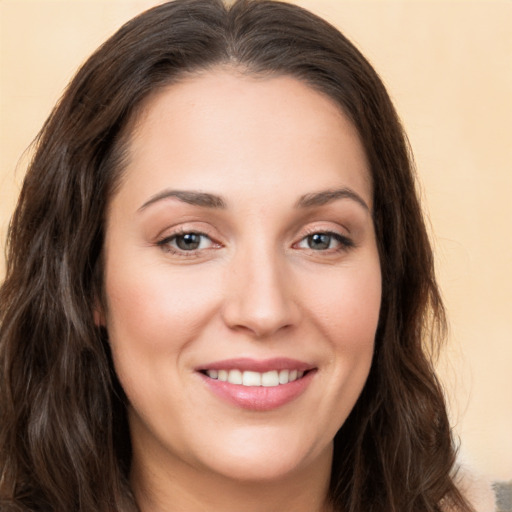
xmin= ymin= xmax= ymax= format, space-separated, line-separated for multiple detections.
xmin=295 ymin=188 xmax=370 ymax=212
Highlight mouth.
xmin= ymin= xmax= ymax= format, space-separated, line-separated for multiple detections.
xmin=196 ymin=358 xmax=316 ymax=411
xmin=200 ymin=368 xmax=308 ymax=387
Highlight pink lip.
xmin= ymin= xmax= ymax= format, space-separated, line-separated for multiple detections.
xmin=196 ymin=357 xmax=314 ymax=372
xmin=196 ymin=358 xmax=316 ymax=411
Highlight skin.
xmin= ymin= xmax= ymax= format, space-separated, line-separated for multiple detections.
xmin=99 ymin=69 xmax=382 ymax=512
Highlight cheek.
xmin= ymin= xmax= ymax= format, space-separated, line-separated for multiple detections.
xmin=103 ymin=260 xmax=221 ymax=369
xmin=102 ymin=262 xmax=224 ymax=436
xmin=305 ymin=259 xmax=381 ymax=399
xmin=306 ymin=262 xmax=381 ymax=344
xmin=288 ymin=259 xmax=381 ymax=442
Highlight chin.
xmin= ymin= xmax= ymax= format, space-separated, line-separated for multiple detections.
xmin=194 ymin=429 xmax=332 ymax=484
xmin=207 ymin=456 xmax=310 ymax=484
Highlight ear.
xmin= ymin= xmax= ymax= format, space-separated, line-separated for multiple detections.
xmin=94 ymin=303 xmax=106 ymax=327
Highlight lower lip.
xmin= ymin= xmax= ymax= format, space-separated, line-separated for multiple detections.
xmin=199 ymin=371 xmax=315 ymax=411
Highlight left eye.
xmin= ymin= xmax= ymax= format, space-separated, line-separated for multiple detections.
xmin=297 ymin=232 xmax=347 ymax=251
xmin=159 ymin=232 xmax=214 ymax=252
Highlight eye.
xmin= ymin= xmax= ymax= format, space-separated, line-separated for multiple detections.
xmin=296 ymin=231 xmax=353 ymax=251
xmin=157 ymin=231 xmax=216 ymax=254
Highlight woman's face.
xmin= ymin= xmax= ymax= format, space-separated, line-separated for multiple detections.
xmin=101 ymin=70 xmax=381 ymax=485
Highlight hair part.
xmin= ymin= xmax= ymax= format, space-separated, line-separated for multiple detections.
xmin=1 ymin=1 xmax=471 ymax=511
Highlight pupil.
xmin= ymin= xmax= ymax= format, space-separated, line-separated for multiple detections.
xmin=177 ymin=233 xmax=200 ymax=250
xmin=308 ymin=233 xmax=330 ymax=250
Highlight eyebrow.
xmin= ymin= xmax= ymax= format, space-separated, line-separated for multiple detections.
xmin=138 ymin=186 xmax=369 ymax=213
xmin=295 ymin=188 xmax=370 ymax=212
xmin=138 ymin=189 xmax=227 ymax=211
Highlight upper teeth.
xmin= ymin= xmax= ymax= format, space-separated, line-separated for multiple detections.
xmin=206 ymin=369 xmax=304 ymax=387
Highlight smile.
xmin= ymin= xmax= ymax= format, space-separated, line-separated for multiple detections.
xmin=197 ymin=358 xmax=316 ymax=411
xmin=204 ymin=369 xmax=305 ymax=387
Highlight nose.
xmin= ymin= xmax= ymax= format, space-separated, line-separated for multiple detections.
xmin=221 ymin=246 xmax=300 ymax=338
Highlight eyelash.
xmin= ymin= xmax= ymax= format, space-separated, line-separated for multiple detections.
xmin=156 ymin=228 xmax=354 ymax=257
xmin=156 ymin=229 xmax=218 ymax=257
xmin=296 ymin=229 xmax=355 ymax=253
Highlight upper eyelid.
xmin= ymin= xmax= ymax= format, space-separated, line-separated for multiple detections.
xmin=155 ymin=223 xmax=217 ymax=241
xmin=298 ymin=223 xmax=351 ymax=239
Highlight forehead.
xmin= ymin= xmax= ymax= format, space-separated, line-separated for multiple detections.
xmin=116 ymin=69 xmax=372 ymax=210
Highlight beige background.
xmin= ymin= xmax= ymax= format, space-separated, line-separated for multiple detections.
xmin=1 ymin=0 xmax=511 ymax=481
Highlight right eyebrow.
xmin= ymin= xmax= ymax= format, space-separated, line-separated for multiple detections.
xmin=137 ymin=189 xmax=227 ymax=212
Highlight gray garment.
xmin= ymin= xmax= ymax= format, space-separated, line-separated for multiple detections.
xmin=494 ymin=481 xmax=512 ymax=512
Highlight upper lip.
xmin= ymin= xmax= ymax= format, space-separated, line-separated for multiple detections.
xmin=196 ymin=357 xmax=315 ymax=373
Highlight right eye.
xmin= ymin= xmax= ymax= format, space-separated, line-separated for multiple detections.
xmin=157 ymin=231 xmax=216 ymax=255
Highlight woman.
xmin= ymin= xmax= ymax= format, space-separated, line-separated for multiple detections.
xmin=0 ymin=0 xmax=473 ymax=511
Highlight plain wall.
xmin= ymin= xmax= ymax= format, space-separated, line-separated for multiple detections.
xmin=1 ymin=0 xmax=511 ymax=481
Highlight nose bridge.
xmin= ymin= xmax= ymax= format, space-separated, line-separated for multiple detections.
xmin=222 ymin=236 xmax=298 ymax=337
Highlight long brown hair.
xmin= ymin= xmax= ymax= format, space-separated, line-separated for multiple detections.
xmin=0 ymin=1 xmax=471 ymax=511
